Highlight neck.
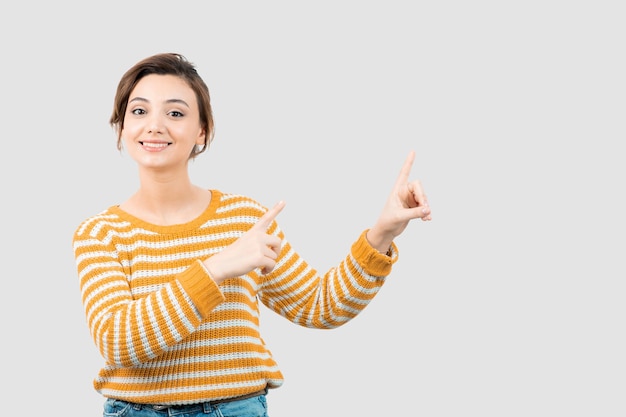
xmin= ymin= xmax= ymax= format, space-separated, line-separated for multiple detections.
xmin=121 ymin=167 xmax=211 ymax=225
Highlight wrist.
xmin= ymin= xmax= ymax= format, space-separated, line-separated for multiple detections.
xmin=366 ymin=228 xmax=393 ymax=255
xmin=201 ymin=258 xmax=223 ymax=284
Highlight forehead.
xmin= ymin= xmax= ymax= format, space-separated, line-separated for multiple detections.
xmin=131 ymin=74 xmax=196 ymax=103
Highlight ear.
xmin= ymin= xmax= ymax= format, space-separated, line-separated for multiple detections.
xmin=196 ymin=128 xmax=207 ymax=146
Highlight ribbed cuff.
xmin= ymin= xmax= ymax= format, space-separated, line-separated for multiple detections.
xmin=351 ymin=230 xmax=399 ymax=277
xmin=178 ymin=259 xmax=225 ymax=318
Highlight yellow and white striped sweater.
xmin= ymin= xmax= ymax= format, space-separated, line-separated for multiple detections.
xmin=72 ymin=190 xmax=398 ymax=405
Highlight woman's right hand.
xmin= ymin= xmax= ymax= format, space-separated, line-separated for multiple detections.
xmin=203 ymin=201 xmax=285 ymax=283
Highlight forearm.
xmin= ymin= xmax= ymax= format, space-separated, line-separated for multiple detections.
xmin=365 ymin=224 xmax=395 ymax=255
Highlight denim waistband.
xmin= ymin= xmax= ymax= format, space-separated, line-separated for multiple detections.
xmin=132 ymin=387 xmax=268 ymax=413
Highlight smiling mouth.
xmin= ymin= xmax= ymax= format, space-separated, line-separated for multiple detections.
xmin=140 ymin=141 xmax=172 ymax=148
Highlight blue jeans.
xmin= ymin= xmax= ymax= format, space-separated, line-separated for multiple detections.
xmin=102 ymin=394 xmax=269 ymax=417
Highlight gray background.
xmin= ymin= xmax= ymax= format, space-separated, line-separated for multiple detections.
xmin=1 ymin=1 xmax=624 ymax=416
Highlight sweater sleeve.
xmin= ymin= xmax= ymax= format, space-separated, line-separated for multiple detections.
xmin=351 ymin=229 xmax=399 ymax=276
xmin=72 ymin=219 xmax=224 ymax=368
xmin=258 ymin=226 xmax=398 ymax=329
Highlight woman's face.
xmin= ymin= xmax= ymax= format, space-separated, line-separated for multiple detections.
xmin=121 ymin=74 xmax=205 ymax=171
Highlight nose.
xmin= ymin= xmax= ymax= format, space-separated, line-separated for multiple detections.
xmin=147 ymin=115 xmax=164 ymax=134
xmin=147 ymin=125 xmax=162 ymax=134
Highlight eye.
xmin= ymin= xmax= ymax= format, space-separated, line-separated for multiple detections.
xmin=169 ymin=110 xmax=184 ymax=118
xmin=131 ymin=108 xmax=146 ymax=115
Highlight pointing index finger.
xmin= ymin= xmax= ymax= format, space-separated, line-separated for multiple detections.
xmin=257 ymin=200 xmax=286 ymax=230
xmin=394 ymin=150 xmax=415 ymax=187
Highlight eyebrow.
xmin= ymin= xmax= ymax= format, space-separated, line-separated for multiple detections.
xmin=128 ymin=97 xmax=191 ymax=108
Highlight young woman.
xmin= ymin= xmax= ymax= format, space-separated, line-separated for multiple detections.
xmin=72 ymin=52 xmax=432 ymax=417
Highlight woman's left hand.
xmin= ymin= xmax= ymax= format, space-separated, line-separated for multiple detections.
xmin=366 ymin=150 xmax=431 ymax=253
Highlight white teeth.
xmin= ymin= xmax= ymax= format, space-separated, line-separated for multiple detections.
xmin=142 ymin=142 xmax=169 ymax=149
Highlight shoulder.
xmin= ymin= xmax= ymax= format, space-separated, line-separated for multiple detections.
xmin=72 ymin=207 xmax=128 ymax=242
xmin=213 ymin=191 xmax=268 ymax=217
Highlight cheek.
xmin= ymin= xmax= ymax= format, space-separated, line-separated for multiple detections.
xmin=120 ymin=122 xmax=142 ymax=140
